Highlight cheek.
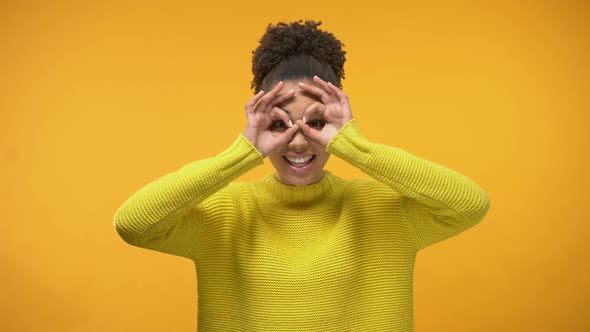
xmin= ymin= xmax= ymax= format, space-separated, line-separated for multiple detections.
xmin=270 ymin=129 xmax=286 ymax=137
xmin=316 ymin=153 xmax=331 ymax=166
xmin=268 ymin=152 xmax=288 ymax=169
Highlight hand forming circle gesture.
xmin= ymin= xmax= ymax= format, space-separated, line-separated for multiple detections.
xmin=295 ymin=75 xmax=354 ymax=148
xmin=242 ymin=81 xmax=298 ymax=157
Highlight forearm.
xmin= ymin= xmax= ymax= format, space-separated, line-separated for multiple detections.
xmin=327 ymin=119 xmax=490 ymax=225
xmin=113 ymin=133 xmax=263 ymax=247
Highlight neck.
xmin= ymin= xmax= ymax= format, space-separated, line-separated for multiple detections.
xmin=254 ymin=170 xmax=343 ymax=208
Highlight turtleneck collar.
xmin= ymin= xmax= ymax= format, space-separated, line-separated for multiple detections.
xmin=254 ymin=170 xmax=343 ymax=208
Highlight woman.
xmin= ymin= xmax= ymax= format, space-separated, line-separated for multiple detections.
xmin=113 ymin=20 xmax=490 ymax=331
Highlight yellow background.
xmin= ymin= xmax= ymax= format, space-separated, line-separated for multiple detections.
xmin=1 ymin=1 xmax=588 ymax=331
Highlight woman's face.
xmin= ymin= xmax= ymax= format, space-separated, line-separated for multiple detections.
xmin=267 ymin=80 xmax=330 ymax=186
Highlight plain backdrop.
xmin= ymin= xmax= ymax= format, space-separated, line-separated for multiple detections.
xmin=1 ymin=0 xmax=588 ymax=331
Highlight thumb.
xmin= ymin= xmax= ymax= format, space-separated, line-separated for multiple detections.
xmin=274 ymin=124 xmax=299 ymax=147
xmin=295 ymin=120 xmax=324 ymax=145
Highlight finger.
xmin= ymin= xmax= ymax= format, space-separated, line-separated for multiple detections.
xmin=297 ymin=81 xmax=333 ymax=105
xmin=302 ymin=102 xmax=326 ymax=124
xmin=268 ymin=107 xmax=292 ymax=128
xmin=326 ymin=81 xmax=349 ymax=103
xmin=295 ymin=119 xmax=323 ymax=144
xmin=312 ymin=74 xmax=330 ymax=85
xmin=269 ymin=88 xmax=295 ymax=110
xmin=312 ymin=75 xmax=339 ymax=97
xmin=254 ymin=81 xmax=284 ymax=113
xmin=275 ymin=124 xmax=300 ymax=146
xmin=245 ymin=90 xmax=265 ymax=113
xmin=326 ymin=81 xmax=354 ymax=119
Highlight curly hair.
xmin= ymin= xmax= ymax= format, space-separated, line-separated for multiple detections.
xmin=251 ymin=20 xmax=346 ymax=93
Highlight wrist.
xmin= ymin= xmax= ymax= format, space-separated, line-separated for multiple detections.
xmin=242 ymin=129 xmax=256 ymax=145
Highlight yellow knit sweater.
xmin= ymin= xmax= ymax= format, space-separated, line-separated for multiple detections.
xmin=113 ymin=119 xmax=490 ymax=331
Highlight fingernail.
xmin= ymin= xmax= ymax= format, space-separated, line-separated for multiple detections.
xmin=289 ymin=89 xmax=295 ymax=93
xmin=289 ymin=120 xmax=293 ymax=127
xmin=298 ymin=82 xmax=305 ymax=86
xmin=302 ymin=115 xmax=307 ymax=123
xmin=328 ymin=82 xmax=333 ymax=85
xmin=313 ymin=75 xmax=319 ymax=79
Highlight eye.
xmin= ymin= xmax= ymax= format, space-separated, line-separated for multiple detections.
xmin=308 ymin=119 xmax=325 ymax=130
xmin=270 ymin=120 xmax=287 ymax=131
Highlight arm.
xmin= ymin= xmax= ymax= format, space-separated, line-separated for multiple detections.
xmin=112 ymin=133 xmax=263 ymax=258
xmin=327 ymin=118 xmax=491 ymax=250
xmin=296 ymin=76 xmax=490 ymax=251
xmin=113 ymin=82 xmax=299 ymax=258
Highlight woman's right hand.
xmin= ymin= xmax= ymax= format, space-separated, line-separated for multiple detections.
xmin=242 ymin=81 xmax=299 ymax=158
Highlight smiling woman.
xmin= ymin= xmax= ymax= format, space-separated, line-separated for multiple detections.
xmin=113 ymin=19 xmax=491 ymax=331
xmin=262 ymin=80 xmax=333 ymax=186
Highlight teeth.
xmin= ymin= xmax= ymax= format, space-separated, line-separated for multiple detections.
xmin=286 ymin=156 xmax=313 ymax=163
xmin=285 ymin=155 xmax=314 ymax=168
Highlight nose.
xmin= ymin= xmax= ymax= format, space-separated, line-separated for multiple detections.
xmin=288 ymin=128 xmax=309 ymax=152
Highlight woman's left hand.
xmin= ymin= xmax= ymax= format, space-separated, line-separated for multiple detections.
xmin=295 ymin=75 xmax=354 ymax=148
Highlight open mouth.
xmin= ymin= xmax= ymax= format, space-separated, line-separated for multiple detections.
xmin=283 ymin=155 xmax=315 ymax=168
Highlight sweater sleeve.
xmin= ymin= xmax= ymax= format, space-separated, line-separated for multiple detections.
xmin=326 ymin=119 xmax=490 ymax=250
xmin=113 ymin=133 xmax=264 ymax=258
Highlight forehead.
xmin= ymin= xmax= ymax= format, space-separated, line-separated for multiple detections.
xmin=276 ymin=81 xmax=322 ymax=114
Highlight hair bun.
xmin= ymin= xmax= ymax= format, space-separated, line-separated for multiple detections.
xmin=251 ymin=20 xmax=346 ymax=92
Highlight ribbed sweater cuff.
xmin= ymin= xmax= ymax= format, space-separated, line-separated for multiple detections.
xmin=215 ymin=133 xmax=264 ymax=176
xmin=326 ymin=118 xmax=375 ymax=170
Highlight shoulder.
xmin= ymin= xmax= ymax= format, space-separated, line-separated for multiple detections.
xmin=341 ymin=177 xmax=403 ymax=203
xmin=343 ymin=177 xmax=400 ymax=194
xmin=199 ymin=181 xmax=252 ymax=207
xmin=222 ymin=181 xmax=252 ymax=195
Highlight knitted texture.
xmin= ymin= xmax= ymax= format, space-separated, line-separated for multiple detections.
xmin=113 ymin=119 xmax=490 ymax=331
